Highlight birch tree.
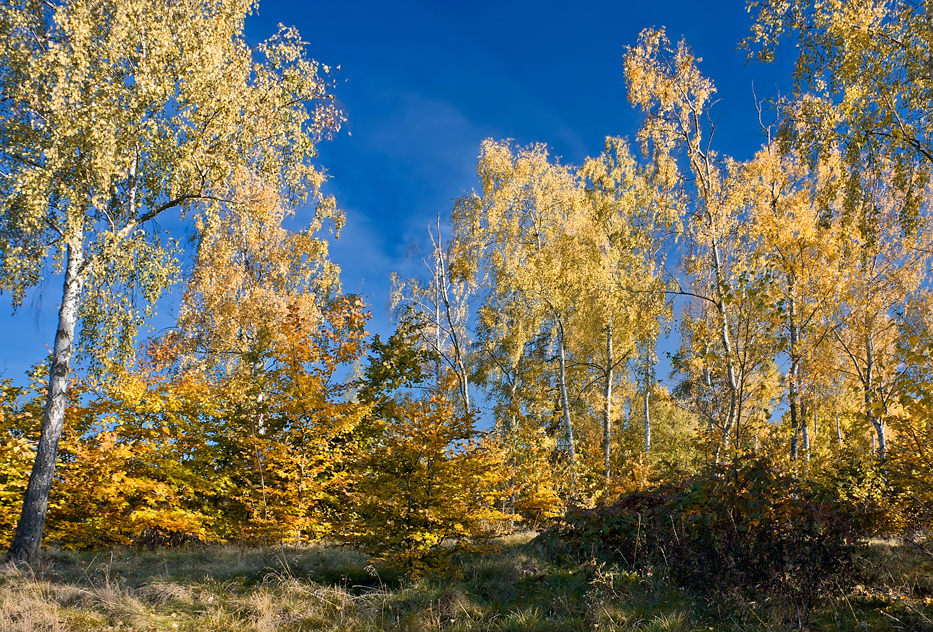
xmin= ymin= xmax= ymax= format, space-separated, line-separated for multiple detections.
xmin=746 ymin=0 xmax=933 ymax=171
xmin=0 ymin=0 xmax=341 ymax=562
xmin=452 ymin=140 xmax=589 ymax=468
xmin=625 ymin=29 xmax=755 ymax=456
xmin=579 ymin=137 xmax=678 ymax=480
xmin=390 ymin=216 xmax=472 ymax=412
xmin=742 ymin=141 xmax=844 ymax=460
xmin=827 ymin=163 xmax=933 ymax=460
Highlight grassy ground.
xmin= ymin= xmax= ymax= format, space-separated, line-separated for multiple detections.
xmin=1 ymin=533 xmax=931 ymax=631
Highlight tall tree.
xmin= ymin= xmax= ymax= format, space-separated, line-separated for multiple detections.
xmin=0 ymin=0 xmax=341 ymax=562
xmin=625 ymin=29 xmax=774 ymax=458
xmin=579 ymin=137 xmax=678 ymax=480
xmin=452 ymin=140 xmax=590 ymax=469
xmin=826 ymin=162 xmax=932 ymax=460
xmin=742 ymin=140 xmax=844 ymax=460
xmin=746 ymin=1 xmax=933 ymax=460
xmin=746 ymin=0 xmax=933 ymax=171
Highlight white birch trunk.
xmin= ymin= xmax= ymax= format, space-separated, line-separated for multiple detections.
xmin=9 ymin=241 xmax=85 ymax=563
xmin=603 ymin=320 xmax=613 ymax=483
xmin=557 ymin=325 xmax=575 ymax=467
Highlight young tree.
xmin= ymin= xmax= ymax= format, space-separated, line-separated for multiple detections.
xmin=144 ymin=171 xmax=364 ymax=541
xmin=390 ymin=216 xmax=473 ymax=412
xmin=0 ymin=0 xmax=341 ymax=562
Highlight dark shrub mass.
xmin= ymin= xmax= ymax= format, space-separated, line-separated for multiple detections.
xmin=547 ymin=457 xmax=874 ymax=605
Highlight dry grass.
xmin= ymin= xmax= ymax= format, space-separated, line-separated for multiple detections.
xmin=0 ymin=533 xmax=930 ymax=631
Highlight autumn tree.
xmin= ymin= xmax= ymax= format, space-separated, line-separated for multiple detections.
xmin=452 ymin=140 xmax=591 ymax=469
xmin=0 ymin=0 xmax=342 ymax=562
xmin=891 ymin=292 xmax=933 ymax=532
xmin=745 ymin=1 xmax=933 ymax=461
xmin=350 ymin=324 xmax=508 ymax=572
xmin=390 ymin=216 xmax=473 ymax=412
xmin=741 ymin=140 xmax=844 ymax=461
xmin=582 ymin=137 xmax=678 ymax=475
xmin=825 ymin=163 xmax=933 ymax=460
xmin=746 ymin=0 xmax=933 ymax=171
xmin=102 ymin=170 xmax=367 ymax=542
xmin=625 ymin=29 xmax=782 ymax=460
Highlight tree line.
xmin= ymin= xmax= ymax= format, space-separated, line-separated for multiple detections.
xmin=1 ymin=0 xmax=931 ymax=568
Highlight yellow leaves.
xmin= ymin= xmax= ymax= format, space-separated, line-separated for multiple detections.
xmin=2 ymin=0 xmax=343 ymax=367
xmin=348 ymin=380 xmax=511 ymax=569
xmin=624 ymin=28 xmax=716 ymax=159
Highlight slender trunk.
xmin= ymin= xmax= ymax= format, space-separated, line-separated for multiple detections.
xmin=557 ymin=325 xmax=575 ymax=467
xmin=254 ymin=438 xmax=269 ymax=521
xmin=8 ymin=242 xmax=85 ymax=563
xmin=603 ymin=320 xmax=613 ymax=483
xmin=458 ymin=360 xmax=470 ymax=414
xmin=711 ymin=238 xmax=739 ymax=456
xmin=836 ymin=411 xmax=843 ymax=447
xmin=864 ymin=333 xmax=887 ymax=460
xmin=505 ymin=377 xmax=519 ymax=436
xmin=433 ymin=216 xmax=470 ymax=414
xmin=801 ymin=400 xmax=810 ymax=462
xmin=502 ymin=374 xmax=520 ymax=525
xmin=643 ymin=342 xmax=652 ymax=455
xmin=434 ymin=281 xmax=442 ymax=387
xmin=297 ymin=460 xmax=306 ymax=543
xmin=788 ymin=284 xmax=800 ymax=461
xmin=644 ymin=388 xmax=651 ymax=454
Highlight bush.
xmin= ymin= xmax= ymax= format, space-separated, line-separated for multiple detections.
xmin=547 ymin=456 xmax=873 ymax=604
xmin=345 ymin=384 xmax=511 ymax=574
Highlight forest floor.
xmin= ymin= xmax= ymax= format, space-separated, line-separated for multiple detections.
xmin=0 ymin=532 xmax=931 ymax=631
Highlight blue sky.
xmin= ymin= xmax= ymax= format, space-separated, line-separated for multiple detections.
xmin=0 ymin=0 xmax=794 ymax=384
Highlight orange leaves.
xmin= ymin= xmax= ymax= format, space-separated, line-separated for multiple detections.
xmin=0 ymin=285 xmax=373 ymax=549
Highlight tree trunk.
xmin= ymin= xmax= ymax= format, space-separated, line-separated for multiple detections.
xmin=557 ymin=325 xmax=575 ymax=468
xmin=836 ymin=411 xmax=843 ymax=447
xmin=603 ymin=319 xmax=613 ymax=483
xmin=644 ymin=388 xmax=651 ymax=454
xmin=864 ymin=334 xmax=887 ymax=460
xmin=8 ymin=242 xmax=85 ymax=563
xmin=457 ymin=358 xmax=470 ymax=414
xmin=801 ymin=400 xmax=810 ymax=462
xmin=642 ymin=343 xmax=652 ymax=455
xmin=787 ymin=284 xmax=800 ymax=461
xmin=710 ymin=239 xmax=739 ymax=460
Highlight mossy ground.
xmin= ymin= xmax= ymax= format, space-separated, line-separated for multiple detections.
xmin=1 ymin=533 xmax=930 ymax=631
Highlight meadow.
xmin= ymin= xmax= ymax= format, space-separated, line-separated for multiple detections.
xmin=1 ymin=533 xmax=930 ymax=632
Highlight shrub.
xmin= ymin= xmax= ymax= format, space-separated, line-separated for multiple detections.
xmin=547 ymin=456 xmax=873 ymax=604
xmin=346 ymin=384 xmax=511 ymax=574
